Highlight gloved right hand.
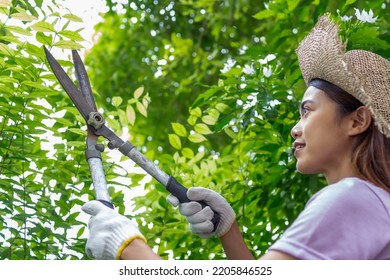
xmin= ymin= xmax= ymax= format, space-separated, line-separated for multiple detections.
xmin=167 ymin=187 xmax=235 ymax=238
xmin=82 ymin=200 xmax=146 ymax=260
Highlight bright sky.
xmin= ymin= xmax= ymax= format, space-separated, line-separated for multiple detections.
xmin=59 ymin=0 xmax=108 ymax=50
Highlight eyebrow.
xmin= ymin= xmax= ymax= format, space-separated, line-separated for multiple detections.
xmin=299 ymin=100 xmax=314 ymax=113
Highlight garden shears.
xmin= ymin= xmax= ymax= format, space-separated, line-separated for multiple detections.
xmin=43 ymin=47 xmax=219 ymax=229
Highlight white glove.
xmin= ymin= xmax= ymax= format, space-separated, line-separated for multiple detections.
xmin=82 ymin=200 xmax=146 ymax=260
xmin=167 ymin=187 xmax=235 ymax=238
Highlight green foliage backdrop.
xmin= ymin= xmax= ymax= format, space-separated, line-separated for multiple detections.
xmin=0 ymin=0 xmax=388 ymax=259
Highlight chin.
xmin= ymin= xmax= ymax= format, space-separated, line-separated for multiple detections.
xmin=296 ymin=162 xmax=318 ymax=174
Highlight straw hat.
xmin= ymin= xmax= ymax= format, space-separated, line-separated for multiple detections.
xmin=296 ymin=15 xmax=390 ymax=137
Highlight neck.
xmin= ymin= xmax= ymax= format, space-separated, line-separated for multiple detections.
xmin=324 ymin=163 xmax=359 ymax=185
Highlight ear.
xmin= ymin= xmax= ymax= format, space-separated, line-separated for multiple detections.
xmin=347 ymin=106 xmax=372 ymax=136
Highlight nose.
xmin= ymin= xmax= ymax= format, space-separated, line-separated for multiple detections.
xmin=290 ymin=121 xmax=302 ymax=139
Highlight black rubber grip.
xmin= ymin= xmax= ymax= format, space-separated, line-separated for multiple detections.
xmin=166 ymin=176 xmax=220 ymax=231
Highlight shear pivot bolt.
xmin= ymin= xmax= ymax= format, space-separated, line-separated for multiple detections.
xmin=87 ymin=112 xmax=105 ymax=130
xmin=107 ymin=141 xmax=115 ymax=150
xmin=95 ymin=144 xmax=105 ymax=152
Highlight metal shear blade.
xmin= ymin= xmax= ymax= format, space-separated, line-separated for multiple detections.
xmin=71 ymin=50 xmax=97 ymax=112
xmin=43 ymin=46 xmax=95 ymax=121
xmin=44 ymin=46 xmax=113 ymax=208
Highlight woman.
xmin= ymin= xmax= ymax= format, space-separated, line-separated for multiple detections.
xmin=81 ymin=15 xmax=390 ymax=260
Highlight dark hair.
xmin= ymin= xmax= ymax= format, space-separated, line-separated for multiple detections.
xmin=309 ymin=79 xmax=390 ymax=192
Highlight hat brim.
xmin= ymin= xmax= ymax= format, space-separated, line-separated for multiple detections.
xmin=296 ymin=15 xmax=390 ymax=137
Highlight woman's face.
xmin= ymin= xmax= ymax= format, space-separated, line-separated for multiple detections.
xmin=290 ymin=86 xmax=354 ymax=183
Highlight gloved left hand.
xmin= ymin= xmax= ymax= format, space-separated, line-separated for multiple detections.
xmin=167 ymin=187 xmax=235 ymax=238
xmin=82 ymin=200 xmax=146 ymax=260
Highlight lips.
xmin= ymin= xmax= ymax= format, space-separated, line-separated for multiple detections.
xmin=293 ymin=141 xmax=305 ymax=156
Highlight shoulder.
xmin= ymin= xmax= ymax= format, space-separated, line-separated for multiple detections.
xmin=269 ymin=177 xmax=390 ymax=259
xmin=307 ymin=177 xmax=390 ymax=217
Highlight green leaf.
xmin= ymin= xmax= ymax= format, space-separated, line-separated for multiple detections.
xmin=76 ymin=226 xmax=85 ymax=238
xmin=36 ymin=32 xmax=53 ymax=45
xmin=187 ymin=115 xmax=197 ymax=126
xmin=67 ymin=141 xmax=85 ymax=147
xmin=216 ymin=103 xmax=230 ymax=113
xmin=31 ymin=21 xmax=56 ymax=32
xmin=0 ymin=7 xmax=8 ymax=16
xmin=168 ymin=134 xmax=181 ymax=150
xmin=224 ymin=128 xmax=237 ymax=140
xmin=59 ymin=30 xmax=84 ymax=41
xmin=68 ymin=128 xmax=86 ymax=135
xmin=112 ymin=96 xmax=123 ymax=107
xmin=287 ymin=0 xmax=300 ymax=12
xmin=118 ymin=108 xmax=127 ymax=126
xmin=136 ymin=102 xmax=147 ymax=117
xmin=190 ymin=107 xmax=202 ymax=117
xmin=142 ymin=94 xmax=150 ymax=109
xmin=181 ymin=148 xmax=194 ymax=159
xmin=11 ymin=7 xmax=37 ymax=21
xmin=21 ymin=81 xmax=51 ymax=90
xmin=126 ymin=105 xmax=136 ymax=125
xmin=194 ymin=123 xmax=212 ymax=135
xmin=0 ymin=35 xmax=23 ymax=45
xmin=54 ymin=40 xmax=83 ymax=50
xmin=0 ymin=0 xmax=11 ymax=8
xmin=253 ymin=9 xmax=276 ymax=20
xmin=63 ymin=13 xmax=83 ymax=22
xmin=344 ymin=0 xmax=358 ymax=6
xmin=188 ymin=133 xmax=207 ymax=143
xmin=172 ymin=122 xmax=187 ymax=137
xmin=192 ymin=87 xmax=220 ymax=108
xmin=19 ymin=89 xmax=60 ymax=98
xmin=134 ymin=86 xmax=144 ymax=99
xmin=7 ymin=25 xmax=32 ymax=36
xmin=0 ymin=42 xmax=12 ymax=55
xmin=202 ymin=114 xmax=218 ymax=125
xmin=55 ymin=117 xmax=74 ymax=127
xmin=0 ymin=76 xmax=19 ymax=84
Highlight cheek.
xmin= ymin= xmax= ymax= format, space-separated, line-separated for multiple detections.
xmin=302 ymin=117 xmax=321 ymax=142
xmin=297 ymin=117 xmax=333 ymax=171
xmin=298 ymin=116 xmax=348 ymax=173
xmin=304 ymin=116 xmax=337 ymax=153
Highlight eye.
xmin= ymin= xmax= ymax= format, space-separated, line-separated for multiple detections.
xmin=301 ymin=107 xmax=310 ymax=117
